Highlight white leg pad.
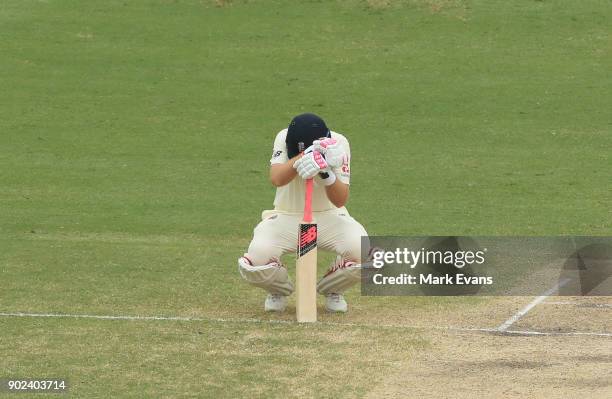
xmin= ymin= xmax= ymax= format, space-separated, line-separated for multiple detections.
xmin=317 ymin=256 xmax=362 ymax=295
xmin=238 ymin=257 xmax=294 ymax=296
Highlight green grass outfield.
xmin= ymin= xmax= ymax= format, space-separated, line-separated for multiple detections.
xmin=1 ymin=0 xmax=610 ymax=397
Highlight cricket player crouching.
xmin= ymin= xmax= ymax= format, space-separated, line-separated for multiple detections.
xmin=238 ymin=113 xmax=369 ymax=313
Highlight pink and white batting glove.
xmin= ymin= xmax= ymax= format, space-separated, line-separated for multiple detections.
xmin=313 ymin=138 xmax=345 ymax=168
xmin=294 ymin=150 xmax=329 ymax=179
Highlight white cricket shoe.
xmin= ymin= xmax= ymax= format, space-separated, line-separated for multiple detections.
xmin=325 ymin=293 xmax=348 ymax=313
xmin=264 ymin=294 xmax=288 ymax=312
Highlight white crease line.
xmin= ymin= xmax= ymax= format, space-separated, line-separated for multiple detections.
xmin=1 ymin=311 xmax=611 ymax=337
xmin=501 ymin=330 xmax=612 ymax=337
xmin=0 ymin=312 xmax=291 ymax=325
xmin=497 ymin=278 xmax=572 ymax=332
xmin=543 ymin=301 xmax=612 ymax=308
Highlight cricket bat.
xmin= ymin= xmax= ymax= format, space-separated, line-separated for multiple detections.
xmin=296 ymin=177 xmax=317 ymax=322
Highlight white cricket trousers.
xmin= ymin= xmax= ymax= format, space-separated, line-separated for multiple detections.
xmin=245 ymin=209 xmax=368 ymax=266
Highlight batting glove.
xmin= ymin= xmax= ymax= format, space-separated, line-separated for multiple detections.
xmin=313 ymin=138 xmax=345 ymax=168
xmin=294 ymin=150 xmax=329 ymax=179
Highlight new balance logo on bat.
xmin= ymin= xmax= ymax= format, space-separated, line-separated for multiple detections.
xmin=299 ymin=224 xmax=317 ymax=256
xmin=300 ymin=226 xmax=317 ymax=246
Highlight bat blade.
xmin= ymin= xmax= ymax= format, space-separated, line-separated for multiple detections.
xmin=296 ymin=221 xmax=317 ymax=322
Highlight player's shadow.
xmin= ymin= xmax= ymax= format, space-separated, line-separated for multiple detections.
xmin=559 ymin=243 xmax=612 ymax=296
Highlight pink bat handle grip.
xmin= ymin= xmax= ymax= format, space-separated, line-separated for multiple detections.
xmin=303 ymin=178 xmax=313 ymax=223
